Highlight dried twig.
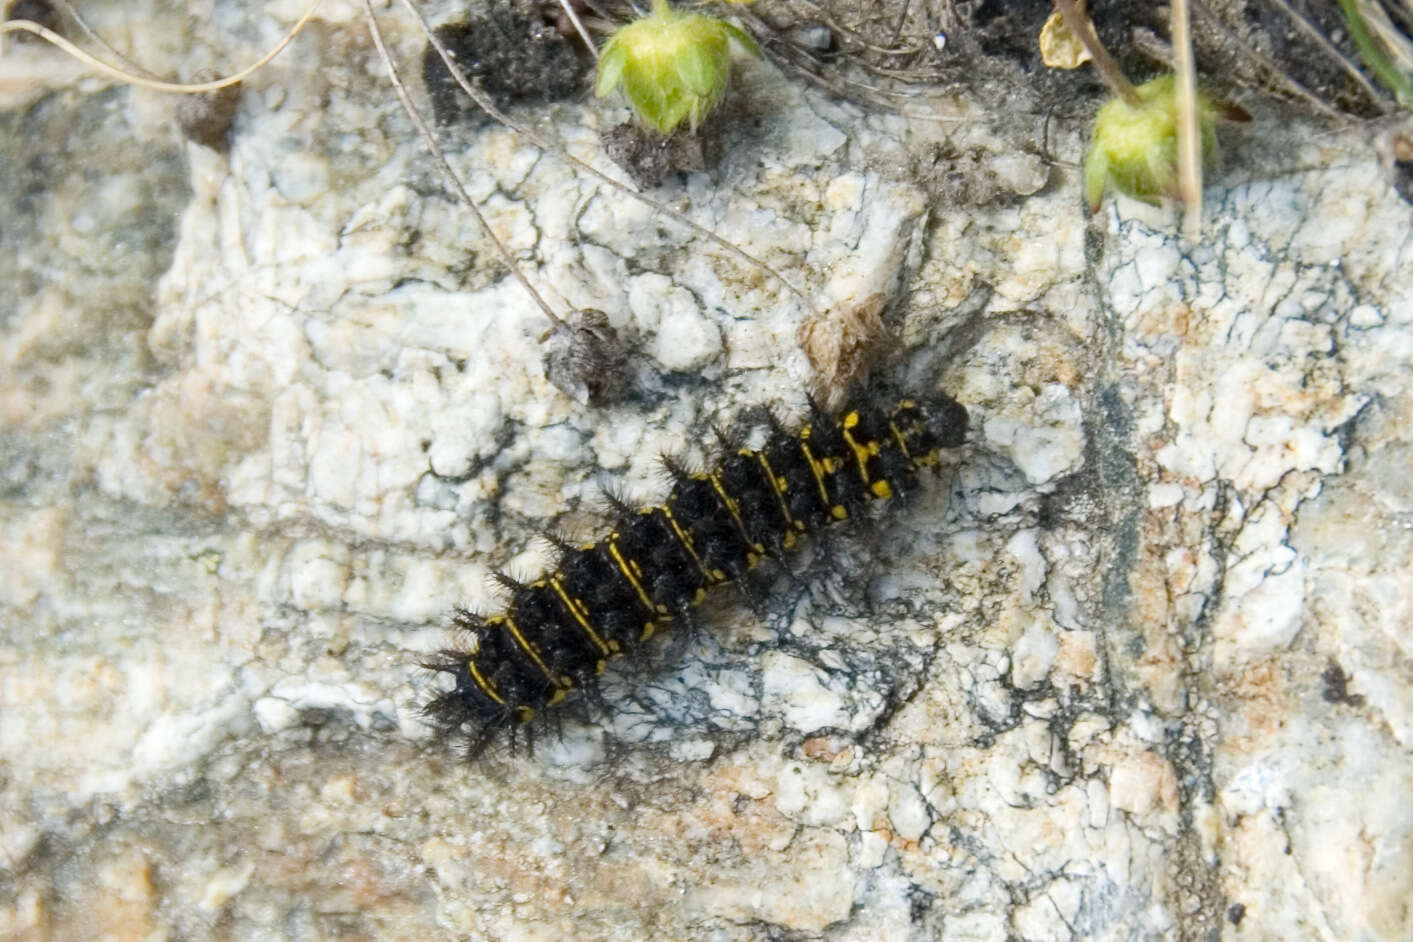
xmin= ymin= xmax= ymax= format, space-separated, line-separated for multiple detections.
xmin=1187 ymin=0 xmax=1342 ymax=119
xmin=360 ymin=0 xmax=566 ymax=330
xmin=398 ymin=0 xmax=816 ymax=315
xmin=1263 ymin=0 xmax=1389 ymax=109
xmin=1052 ymin=0 xmax=1140 ymax=106
xmin=1172 ymin=0 xmax=1202 ymax=236
xmin=0 ymin=0 xmax=322 ymax=93
xmin=47 ymin=0 xmax=154 ymax=77
xmin=555 ymin=0 xmax=598 ymax=60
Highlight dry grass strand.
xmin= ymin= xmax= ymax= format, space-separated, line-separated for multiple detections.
xmin=0 ymin=0 xmax=322 ymax=93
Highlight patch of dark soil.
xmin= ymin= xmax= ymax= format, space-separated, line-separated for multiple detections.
xmin=422 ymin=0 xmax=589 ymax=126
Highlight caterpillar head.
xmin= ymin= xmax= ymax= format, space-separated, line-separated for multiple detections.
xmin=893 ymin=394 xmax=968 ymax=461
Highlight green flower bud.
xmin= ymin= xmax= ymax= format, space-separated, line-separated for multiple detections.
xmin=595 ymin=0 xmax=759 ymax=136
xmin=1083 ymin=74 xmax=1222 ymax=214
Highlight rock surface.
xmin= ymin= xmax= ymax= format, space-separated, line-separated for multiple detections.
xmin=2 ymin=0 xmax=1411 ymax=939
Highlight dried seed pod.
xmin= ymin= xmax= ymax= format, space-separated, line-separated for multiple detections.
xmin=797 ymin=295 xmax=893 ymax=411
xmin=541 ymin=308 xmax=631 ymax=407
xmin=1393 ymin=131 xmax=1413 ymax=205
xmin=175 ymin=76 xmax=243 ymax=152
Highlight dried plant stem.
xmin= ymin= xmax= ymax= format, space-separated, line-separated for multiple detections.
xmin=1052 ymin=0 xmax=1140 ymax=106
xmin=1188 ymin=0 xmax=1340 ymax=119
xmin=1264 ymin=0 xmax=1387 ymax=108
xmin=1172 ymin=0 xmax=1202 ymax=237
xmin=360 ymin=0 xmax=566 ymax=331
xmin=47 ymin=0 xmax=154 ymax=77
xmin=0 ymin=0 xmax=322 ymax=93
xmin=555 ymin=0 xmax=598 ymax=59
xmin=398 ymin=0 xmax=816 ymax=316
xmin=888 ymin=0 xmax=912 ymax=48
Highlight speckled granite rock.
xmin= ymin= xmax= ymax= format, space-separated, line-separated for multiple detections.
xmin=2 ymin=1 xmax=1412 ymax=939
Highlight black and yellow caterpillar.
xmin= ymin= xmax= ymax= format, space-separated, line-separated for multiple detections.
xmin=424 ymin=390 xmax=969 ymax=755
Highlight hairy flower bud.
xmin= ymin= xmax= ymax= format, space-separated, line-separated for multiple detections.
xmin=595 ymin=0 xmax=758 ymax=136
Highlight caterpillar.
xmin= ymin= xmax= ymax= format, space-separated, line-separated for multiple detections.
xmin=423 ymin=389 xmax=970 ymax=756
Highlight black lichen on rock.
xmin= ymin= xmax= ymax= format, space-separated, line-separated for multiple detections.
xmin=1321 ymin=660 xmax=1365 ymax=707
xmin=422 ymin=2 xmax=587 ymax=126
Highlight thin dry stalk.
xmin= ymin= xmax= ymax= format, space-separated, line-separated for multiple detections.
xmin=1052 ymin=0 xmax=1140 ymax=105
xmin=399 ymin=0 xmax=816 ymax=315
xmin=0 ymin=0 xmax=322 ymax=93
xmin=1263 ymin=0 xmax=1388 ymax=108
xmin=555 ymin=0 xmax=598 ymax=59
xmin=47 ymin=0 xmax=154 ymax=77
xmin=887 ymin=0 xmax=911 ymax=48
xmin=1188 ymin=0 xmax=1342 ymax=119
xmin=359 ymin=0 xmax=566 ymax=330
xmin=1172 ymin=0 xmax=1202 ymax=237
